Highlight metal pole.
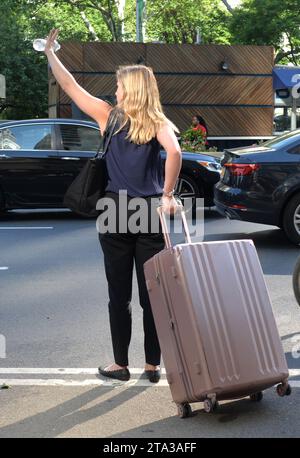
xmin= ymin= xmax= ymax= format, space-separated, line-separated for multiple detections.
xmin=0 ymin=74 xmax=6 ymax=100
xmin=142 ymin=0 xmax=147 ymax=42
xmin=196 ymin=27 xmax=201 ymax=44
xmin=136 ymin=0 xmax=144 ymax=43
xmin=291 ymin=96 xmax=297 ymax=131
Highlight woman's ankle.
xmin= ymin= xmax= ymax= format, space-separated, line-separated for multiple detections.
xmin=106 ymin=363 xmax=128 ymax=370
xmin=145 ymin=363 xmax=160 ymax=371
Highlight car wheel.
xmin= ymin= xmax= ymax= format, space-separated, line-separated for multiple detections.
xmin=175 ymin=174 xmax=202 ymax=217
xmin=283 ymin=193 xmax=300 ymax=245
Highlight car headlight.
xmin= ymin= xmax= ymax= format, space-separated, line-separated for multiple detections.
xmin=196 ymin=161 xmax=222 ymax=173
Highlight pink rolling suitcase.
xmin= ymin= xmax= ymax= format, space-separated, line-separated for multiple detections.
xmin=143 ymin=206 xmax=290 ymax=418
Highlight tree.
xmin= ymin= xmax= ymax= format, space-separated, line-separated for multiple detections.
xmin=221 ymin=0 xmax=234 ymax=14
xmin=0 ymin=0 xmax=49 ymax=119
xmin=230 ymin=0 xmax=300 ymax=65
xmin=0 ymin=0 xmax=118 ymax=119
xmin=14 ymin=0 xmax=114 ymax=42
xmin=26 ymin=0 xmax=135 ymax=42
xmin=145 ymin=0 xmax=232 ymax=45
xmin=0 ymin=0 xmax=235 ymax=119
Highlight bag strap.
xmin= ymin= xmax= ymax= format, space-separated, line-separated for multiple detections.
xmin=95 ymin=111 xmax=118 ymax=159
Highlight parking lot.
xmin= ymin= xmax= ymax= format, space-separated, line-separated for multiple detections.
xmin=0 ymin=207 xmax=300 ymax=438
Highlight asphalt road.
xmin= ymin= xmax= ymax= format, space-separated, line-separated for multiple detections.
xmin=0 ymin=207 xmax=299 ymax=438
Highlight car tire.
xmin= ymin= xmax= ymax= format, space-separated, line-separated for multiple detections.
xmin=175 ymin=174 xmax=203 ymax=217
xmin=283 ymin=193 xmax=300 ymax=245
xmin=292 ymin=255 xmax=300 ymax=307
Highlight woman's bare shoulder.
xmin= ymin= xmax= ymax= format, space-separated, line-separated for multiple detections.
xmin=99 ymin=106 xmax=117 ymax=136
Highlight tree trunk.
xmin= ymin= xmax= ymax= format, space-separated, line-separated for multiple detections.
xmin=221 ymin=0 xmax=234 ymax=14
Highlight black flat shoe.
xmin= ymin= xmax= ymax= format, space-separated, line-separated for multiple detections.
xmin=98 ymin=366 xmax=130 ymax=381
xmin=144 ymin=369 xmax=161 ymax=383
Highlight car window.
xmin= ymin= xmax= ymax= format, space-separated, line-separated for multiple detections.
xmin=262 ymin=130 xmax=300 ymax=149
xmin=288 ymin=144 xmax=300 ymax=154
xmin=59 ymin=124 xmax=101 ymax=152
xmin=0 ymin=124 xmax=52 ymax=150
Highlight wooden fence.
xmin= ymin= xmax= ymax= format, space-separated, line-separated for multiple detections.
xmin=48 ymin=42 xmax=274 ymax=136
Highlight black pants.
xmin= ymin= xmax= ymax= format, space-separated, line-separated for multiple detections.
xmin=98 ymin=192 xmax=165 ymax=366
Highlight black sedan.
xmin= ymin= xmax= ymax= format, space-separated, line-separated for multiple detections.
xmin=0 ymin=119 xmax=221 ymax=216
xmin=214 ymin=129 xmax=300 ymax=245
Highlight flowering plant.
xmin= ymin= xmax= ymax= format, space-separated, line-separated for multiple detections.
xmin=180 ymin=128 xmax=206 ymax=152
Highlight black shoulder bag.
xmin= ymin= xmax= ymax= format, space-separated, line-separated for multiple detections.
xmin=63 ymin=112 xmax=118 ymax=218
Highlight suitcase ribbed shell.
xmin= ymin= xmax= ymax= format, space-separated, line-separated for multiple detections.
xmin=144 ymin=239 xmax=289 ymax=405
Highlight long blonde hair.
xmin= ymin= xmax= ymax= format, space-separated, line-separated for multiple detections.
xmin=113 ymin=65 xmax=179 ymax=144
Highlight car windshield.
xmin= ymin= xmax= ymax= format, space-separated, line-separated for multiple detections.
xmin=262 ymin=130 xmax=300 ymax=149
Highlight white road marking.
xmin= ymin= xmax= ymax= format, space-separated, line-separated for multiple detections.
xmin=0 ymin=367 xmax=299 ymax=376
xmin=0 ymin=368 xmax=299 ymax=388
xmin=0 ymin=379 xmax=169 ymax=387
xmin=0 ymin=368 xmax=167 ymax=375
xmin=289 ymin=369 xmax=300 ymax=377
xmin=0 ymin=267 xmax=9 ymax=270
xmin=0 ymin=379 xmax=299 ymax=388
xmin=0 ymin=227 xmax=53 ymax=230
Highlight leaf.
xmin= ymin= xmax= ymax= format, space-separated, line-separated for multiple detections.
xmin=230 ymin=0 xmax=300 ymax=65
xmin=1 ymin=383 xmax=10 ymax=389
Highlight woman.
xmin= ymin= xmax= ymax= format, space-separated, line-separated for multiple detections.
xmin=191 ymin=115 xmax=209 ymax=148
xmin=45 ymin=29 xmax=182 ymax=383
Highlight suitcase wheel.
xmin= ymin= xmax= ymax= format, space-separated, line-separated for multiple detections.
xmin=276 ymin=383 xmax=292 ymax=397
xmin=249 ymin=392 xmax=263 ymax=402
xmin=177 ymin=403 xmax=192 ymax=419
xmin=203 ymin=398 xmax=219 ymax=414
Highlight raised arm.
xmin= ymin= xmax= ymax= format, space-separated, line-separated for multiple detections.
xmin=44 ymin=29 xmax=111 ymax=134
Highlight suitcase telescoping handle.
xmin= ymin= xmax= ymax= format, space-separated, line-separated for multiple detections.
xmin=157 ymin=203 xmax=192 ymax=249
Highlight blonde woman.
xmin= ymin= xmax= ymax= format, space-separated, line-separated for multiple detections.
xmin=45 ymin=29 xmax=182 ymax=383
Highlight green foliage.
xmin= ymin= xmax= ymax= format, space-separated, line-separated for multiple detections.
xmin=145 ymin=0 xmax=232 ymax=44
xmin=4 ymin=0 xmax=297 ymax=121
xmin=15 ymin=0 xmax=121 ymax=41
xmin=0 ymin=0 xmax=49 ymax=119
xmin=0 ymin=0 xmax=232 ymax=120
xmin=26 ymin=3 xmax=110 ymax=42
xmin=180 ymin=127 xmax=206 ymax=152
xmin=230 ymin=0 xmax=300 ymax=65
xmin=0 ymin=0 xmax=115 ymax=119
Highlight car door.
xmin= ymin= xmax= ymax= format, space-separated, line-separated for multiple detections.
xmin=0 ymin=122 xmax=63 ymax=207
xmin=54 ymin=122 xmax=102 ymax=199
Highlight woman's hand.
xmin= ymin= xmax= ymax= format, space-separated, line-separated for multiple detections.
xmin=44 ymin=28 xmax=59 ymax=56
xmin=161 ymin=195 xmax=182 ymax=215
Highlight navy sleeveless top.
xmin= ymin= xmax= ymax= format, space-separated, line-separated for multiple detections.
xmin=104 ymin=120 xmax=164 ymax=198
